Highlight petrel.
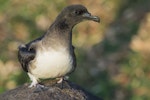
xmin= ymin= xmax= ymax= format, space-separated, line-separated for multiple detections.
xmin=18 ymin=4 xmax=100 ymax=88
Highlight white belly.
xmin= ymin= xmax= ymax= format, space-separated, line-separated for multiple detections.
xmin=30 ymin=48 xmax=73 ymax=79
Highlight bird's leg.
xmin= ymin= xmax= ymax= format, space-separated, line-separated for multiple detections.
xmin=57 ymin=77 xmax=63 ymax=84
xmin=57 ymin=76 xmax=69 ymax=83
xmin=57 ymin=77 xmax=64 ymax=89
xmin=57 ymin=76 xmax=69 ymax=89
xmin=28 ymin=73 xmax=39 ymax=88
xmin=28 ymin=73 xmax=48 ymax=92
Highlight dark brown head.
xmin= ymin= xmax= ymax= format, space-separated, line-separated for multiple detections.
xmin=54 ymin=4 xmax=100 ymax=29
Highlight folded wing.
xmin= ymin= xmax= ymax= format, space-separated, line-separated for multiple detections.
xmin=18 ymin=44 xmax=36 ymax=72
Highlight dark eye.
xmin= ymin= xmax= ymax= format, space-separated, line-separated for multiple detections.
xmin=74 ymin=10 xmax=83 ymax=15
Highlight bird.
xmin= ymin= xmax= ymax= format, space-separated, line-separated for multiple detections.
xmin=18 ymin=4 xmax=100 ymax=88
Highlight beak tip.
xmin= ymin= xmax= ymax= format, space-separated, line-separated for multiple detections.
xmin=93 ymin=16 xmax=100 ymax=23
xmin=82 ymin=13 xmax=100 ymax=23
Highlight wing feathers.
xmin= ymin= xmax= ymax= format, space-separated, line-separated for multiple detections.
xmin=18 ymin=44 xmax=36 ymax=72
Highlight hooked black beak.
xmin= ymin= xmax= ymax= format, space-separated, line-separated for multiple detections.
xmin=82 ymin=13 xmax=100 ymax=23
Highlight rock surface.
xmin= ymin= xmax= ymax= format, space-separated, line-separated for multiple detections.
xmin=0 ymin=80 xmax=102 ymax=100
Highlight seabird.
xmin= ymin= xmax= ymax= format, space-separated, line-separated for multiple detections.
xmin=18 ymin=4 xmax=100 ymax=88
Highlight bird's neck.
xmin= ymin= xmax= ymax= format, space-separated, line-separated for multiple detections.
xmin=43 ymin=19 xmax=74 ymax=48
xmin=52 ymin=18 xmax=74 ymax=32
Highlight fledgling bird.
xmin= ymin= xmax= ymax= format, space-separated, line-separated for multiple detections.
xmin=18 ymin=4 xmax=100 ymax=88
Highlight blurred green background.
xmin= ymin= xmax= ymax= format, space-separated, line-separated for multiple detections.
xmin=0 ymin=0 xmax=150 ymax=100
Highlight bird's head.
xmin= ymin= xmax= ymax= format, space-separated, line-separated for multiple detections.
xmin=55 ymin=5 xmax=100 ymax=29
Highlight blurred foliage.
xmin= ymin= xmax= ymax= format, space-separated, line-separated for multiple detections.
xmin=0 ymin=0 xmax=150 ymax=100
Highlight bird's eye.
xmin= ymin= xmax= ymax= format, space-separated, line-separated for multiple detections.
xmin=74 ymin=10 xmax=83 ymax=15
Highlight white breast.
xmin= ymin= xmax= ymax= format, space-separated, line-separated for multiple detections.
xmin=30 ymin=48 xmax=73 ymax=79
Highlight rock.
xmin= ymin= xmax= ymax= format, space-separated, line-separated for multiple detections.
xmin=0 ymin=80 xmax=102 ymax=100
